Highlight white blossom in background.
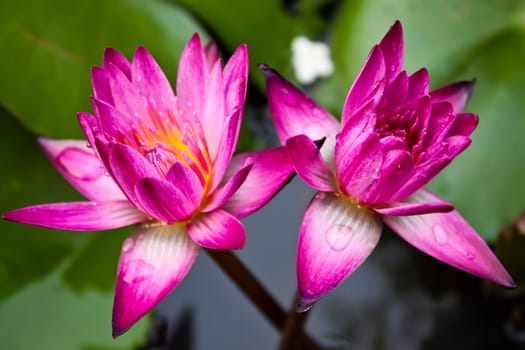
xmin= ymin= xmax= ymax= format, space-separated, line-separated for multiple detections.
xmin=291 ymin=36 xmax=334 ymax=84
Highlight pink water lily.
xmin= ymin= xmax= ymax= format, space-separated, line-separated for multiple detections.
xmin=3 ymin=35 xmax=293 ymax=335
xmin=261 ymin=21 xmax=514 ymax=308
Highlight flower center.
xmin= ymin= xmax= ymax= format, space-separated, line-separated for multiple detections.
xmin=122 ymin=109 xmax=212 ymax=187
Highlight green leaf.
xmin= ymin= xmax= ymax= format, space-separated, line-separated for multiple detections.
xmin=0 ymin=106 xmax=82 ymax=299
xmin=174 ymin=0 xmax=325 ymax=89
xmin=0 ymin=0 xmax=207 ymax=138
xmin=0 ymin=269 xmax=149 ymax=349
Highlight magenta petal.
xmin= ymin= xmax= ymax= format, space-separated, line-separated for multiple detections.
xmin=286 ymin=135 xmax=337 ymax=192
xmin=430 ymin=80 xmax=476 ymax=113
xmin=223 ymin=44 xmax=248 ymax=115
xmin=135 ymin=178 xmax=196 ymax=224
xmin=113 ymin=223 xmax=199 ymax=337
xmin=448 ymin=113 xmax=478 ymax=137
xmin=259 ymin=64 xmax=340 ymax=144
xmin=103 ymin=47 xmax=131 ymax=79
xmin=222 ymin=146 xmax=294 ymax=219
xmin=297 ymin=192 xmax=382 ymax=307
xmin=204 ymin=41 xmax=220 ymax=68
xmin=379 ymin=20 xmax=404 ymax=83
xmin=165 ymin=162 xmax=203 ymax=209
xmin=109 ymin=143 xmax=158 ymax=208
xmin=187 ymin=209 xmax=246 ymax=249
xmin=131 ymin=46 xmax=175 ymax=112
xmin=335 ymin=132 xmax=383 ymax=200
xmin=407 ymin=68 xmax=430 ymax=100
xmin=341 ymin=46 xmax=385 ymax=126
xmin=3 ymin=201 xmax=147 ymax=231
xmin=176 ymin=33 xmax=207 ymax=119
xmin=91 ymin=67 xmax=113 ymax=105
xmin=203 ymin=163 xmax=252 ymax=213
xmin=374 ymin=200 xmax=453 ymax=216
xmin=382 ymin=189 xmax=515 ymax=287
xmin=38 ymin=138 xmax=125 ymax=202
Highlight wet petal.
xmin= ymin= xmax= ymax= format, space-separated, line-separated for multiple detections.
xmin=187 ymin=209 xmax=246 ymax=249
xmin=3 ymin=201 xmax=146 ymax=231
xmin=341 ymin=46 xmax=385 ymax=126
xmin=165 ymin=162 xmax=203 ymax=209
xmin=374 ymin=199 xmax=453 ymax=216
xmin=103 ymin=47 xmax=131 ymax=79
xmin=131 ymin=46 xmax=176 ymax=112
xmin=286 ymin=134 xmax=337 ymax=192
xmin=297 ymin=192 xmax=382 ymax=307
xmin=201 ymin=60 xmax=226 ymax=161
xmin=259 ymin=64 xmax=340 ymax=144
xmin=113 ymin=223 xmax=199 ymax=337
xmin=382 ymin=189 xmax=515 ymax=287
xmin=379 ymin=20 xmax=404 ymax=83
xmin=221 ymin=146 xmax=294 ymax=219
xmin=38 ymin=138 xmax=125 ymax=202
xmin=223 ymin=44 xmax=248 ymax=115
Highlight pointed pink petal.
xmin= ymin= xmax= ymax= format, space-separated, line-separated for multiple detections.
xmin=91 ymin=97 xmax=134 ymax=141
xmin=430 ymin=80 xmax=476 ymax=113
xmin=106 ymin=62 xmax=149 ymax=120
xmin=204 ymin=41 xmax=220 ymax=68
xmin=448 ymin=112 xmax=478 ymax=137
xmin=201 ymin=59 xmax=226 ymax=162
xmin=176 ymin=33 xmax=207 ymax=120
xmin=407 ymin=68 xmax=429 ymax=100
xmin=222 ymin=146 xmax=294 ymax=219
xmin=165 ymin=162 xmax=203 ymax=209
xmin=379 ymin=71 xmax=408 ymax=111
xmin=103 ymin=47 xmax=131 ymax=79
xmin=113 ymin=223 xmax=199 ymax=337
xmin=38 ymin=138 xmax=125 ymax=202
xmin=335 ymin=132 xmax=383 ymax=200
xmin=91 ymin=67 xmax=113 ymax=105
xmin=259 ymin=64 xmax=340 ymax=144
xmin=286 ymin=135 xmax=337 ymax=192
xmin=3 ymin=201 xmax=147 ymax=231
xmin=379 ymin=20 xmax=404 ymax=83
xmin=382 ymin=189 xmax=515 ymax=287
xmin=135 ymin=177 xmax=196 ymax=224
xmin=187 ymin=209 xmax=246 ymax=249
xmin=108 ymin=143 xmax=158 ymax=209
xmin=223 ymin=44 xmax=248 ymax=115
xmin=297 ymin=192 xmax=382 ymax=307
xmin=374 ymin=200 xmax=453 ymax=216
xmin=341 ymin=45 xmax=386 ymax=126
xmin=203 ymin=163 xmax=252 ymax=213
xmin=131 ymin=46 xmax=176 ymax=113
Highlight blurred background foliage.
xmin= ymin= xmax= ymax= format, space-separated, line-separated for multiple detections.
xmin=0 ymin=0 xmax=524 ymax=348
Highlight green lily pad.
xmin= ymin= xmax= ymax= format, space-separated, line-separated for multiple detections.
xmin=0 ymin=0 xmax=207 ymax=139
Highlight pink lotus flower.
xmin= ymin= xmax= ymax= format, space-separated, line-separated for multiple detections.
xmin=260 ymin=21 xmax=514 ymax=309
xmin=3 ymin=35 xmax=292 ymax=335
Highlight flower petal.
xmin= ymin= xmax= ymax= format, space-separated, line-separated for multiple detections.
xmin=297 ymin=192 xmax=382 ymax=308
xmin=103 ymin=47 xmax=131 ymax=79
xmin=259 ymin=64 xmax=340 ymax=144
xmin=341 ymin=45 xmax=386 ymax=126
xmin=407 ymin=68 xmax=429 ymax=100
xmin=223 ymin=44 xmax=248 ymax=115
xmin=374 ymin=199 xmax=453 ymax=216
xmin=430 ymin=80 xmax=476 ymax=113
xmin=3 ymin=201 xmax=147 ymax=231
xmin=113 ymin=223 xmax=199 ymax=337
xmin=286 ymin=134 xmax=337 ymax=192
xmin=165 ymin=162 xmax=203 ymax=209
xmin=135 ymin=177 xmax=196 ymax=224
xmin=221 ymin=146 xmax=294 ymax=219
xmin=176 ymin=33 xmax=207 ymax=120
xmin=335 ymin=132 xmax=383 ymax=200
xmin=382 ymin=189 xmax=514 ymax=287
xmin=131 ymin=46 xmax=176 ymax=113
xmin=379 ymin=20 xmax=404 ymax=83
xmin=38 ymin=138 xmax=126 ymax=202
xmin=204 ymin=41 xmax=220 ymax=68
xmin=109 ymin=143 xmax=158 ymax=209
xmin=203 ymin=163 xmax=252 ymax=213
xmin=187 ymin=209 xmax=246 ymax=249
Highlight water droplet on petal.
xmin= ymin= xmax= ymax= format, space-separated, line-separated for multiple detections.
xmin=296 ymin=300 xmax=314 ymax=313
xmin=432 ymin=224 xmax=448 ymax=246
xmin=281 ymin=88 xmax=297 ymax=106
xmin=121 ymin=238 xmax=134 ymax=253
xmin=325 ymin=224 xmax=353 ymax=251
xmin=466 ymin=252 xmax=476 ymax=261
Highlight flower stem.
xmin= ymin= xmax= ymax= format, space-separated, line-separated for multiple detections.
xmin=205 ymin=249 xmax=321 ymax=350
xmin=278 ymin=294 xmax=311 ymax=350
